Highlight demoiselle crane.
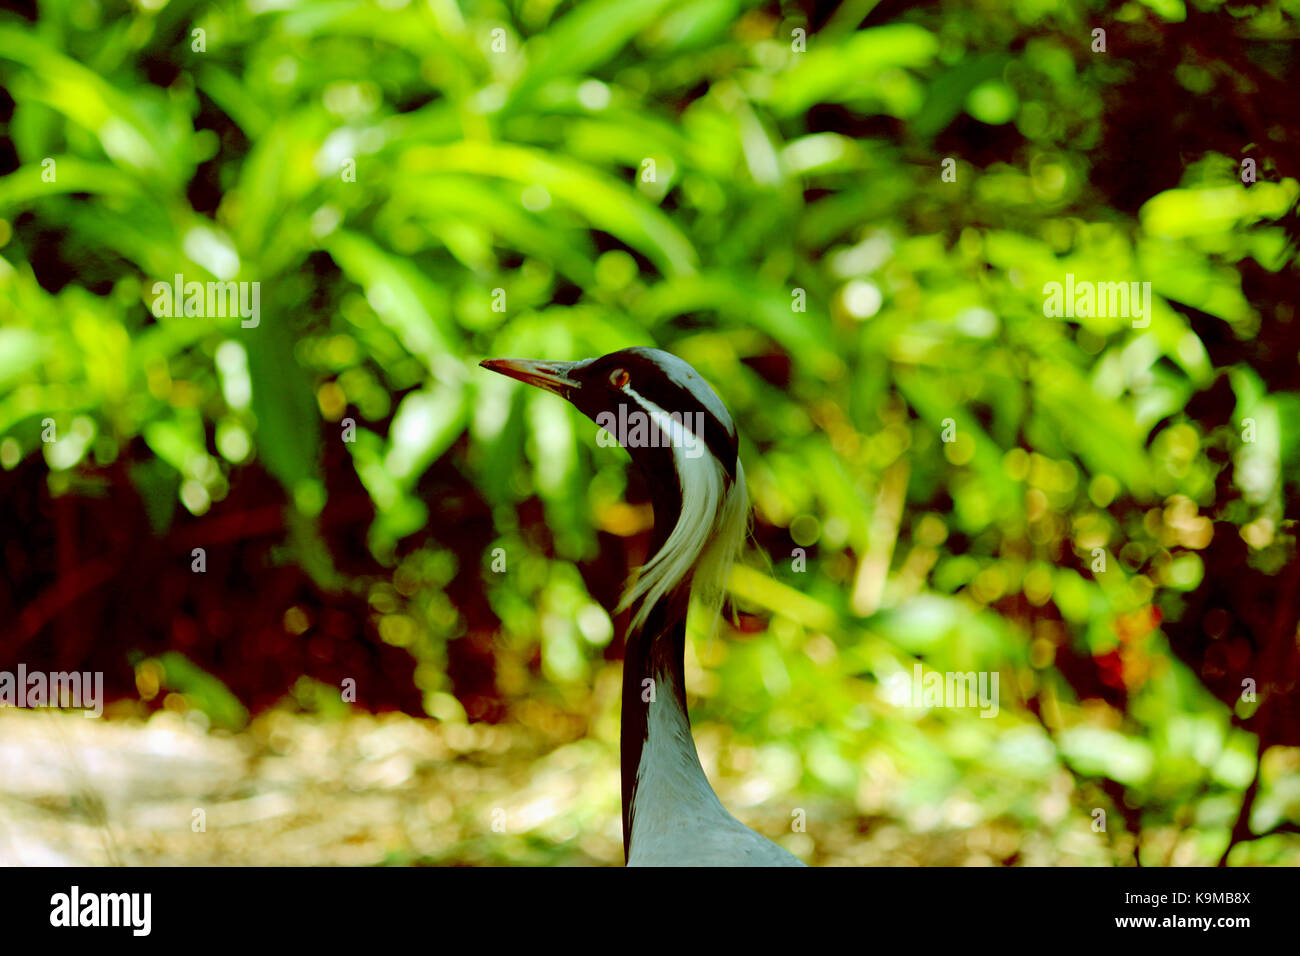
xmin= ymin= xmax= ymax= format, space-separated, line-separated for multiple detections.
xmin=482 ymin=348 xmax=804 ymax=866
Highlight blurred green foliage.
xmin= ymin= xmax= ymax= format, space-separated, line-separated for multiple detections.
xmin=1 ymin=0 xmax=1298 ymax=865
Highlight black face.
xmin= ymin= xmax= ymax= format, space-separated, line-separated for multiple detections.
xmin=480 ymin=347 xmax=739 ymax=478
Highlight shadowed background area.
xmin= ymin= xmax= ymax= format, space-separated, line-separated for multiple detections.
xmin=0 ymin=0 xmax=1298 ymax=866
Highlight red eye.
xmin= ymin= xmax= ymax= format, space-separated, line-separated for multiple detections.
xmin=609 ymin=368 xmax=629 ymax=388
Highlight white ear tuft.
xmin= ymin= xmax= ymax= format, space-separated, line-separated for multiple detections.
xmin=619 ymin=448 xmax=747 ymax=637
xmin=691 ymin=458 xmax=747 ymax=635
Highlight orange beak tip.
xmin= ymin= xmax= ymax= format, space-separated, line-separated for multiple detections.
xmin=478 ymin=357 xmax=576 ymax=397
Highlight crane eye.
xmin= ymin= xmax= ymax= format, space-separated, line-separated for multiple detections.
xmin=609 ymin=368 xmax=630 ymax=388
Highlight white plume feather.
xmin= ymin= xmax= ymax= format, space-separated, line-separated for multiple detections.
xmin=616 ymin=390 xmax=748 ymax=635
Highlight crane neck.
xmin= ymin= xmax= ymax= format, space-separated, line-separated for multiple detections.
xmin=618 ymin=463 xmax=726 ymax=861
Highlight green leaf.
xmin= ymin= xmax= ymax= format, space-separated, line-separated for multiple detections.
xmin=244 ymin=310 xmax=324 ymax=514
xmin=399 ymin=142 xmax=698 ymax=277
xmin=153 ymin=651 xmax=250 ymax=731
xmin=326 ymin=230 xmax=459 ymax=365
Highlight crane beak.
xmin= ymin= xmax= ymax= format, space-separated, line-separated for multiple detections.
xmin=479 ymin=357 xmax=579 ymax=399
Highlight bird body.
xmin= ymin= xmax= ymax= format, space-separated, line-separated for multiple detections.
xmin=482 ymin=347 xmax=804 ymax=867
xmin=625 ymin=665 xmax=804 ymax=867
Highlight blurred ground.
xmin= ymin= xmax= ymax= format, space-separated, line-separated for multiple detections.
xmin=0 ymin=707 xmax=1117 ymax=867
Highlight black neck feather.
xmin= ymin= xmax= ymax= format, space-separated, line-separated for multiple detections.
xmin=618 ymin=462 xmax=691 ymax=861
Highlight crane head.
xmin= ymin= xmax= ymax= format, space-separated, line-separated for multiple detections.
xmin=480 ymin=347 xmax=748 ymax=635
xmin=480 ymin=347 xmax=739 ymax=478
